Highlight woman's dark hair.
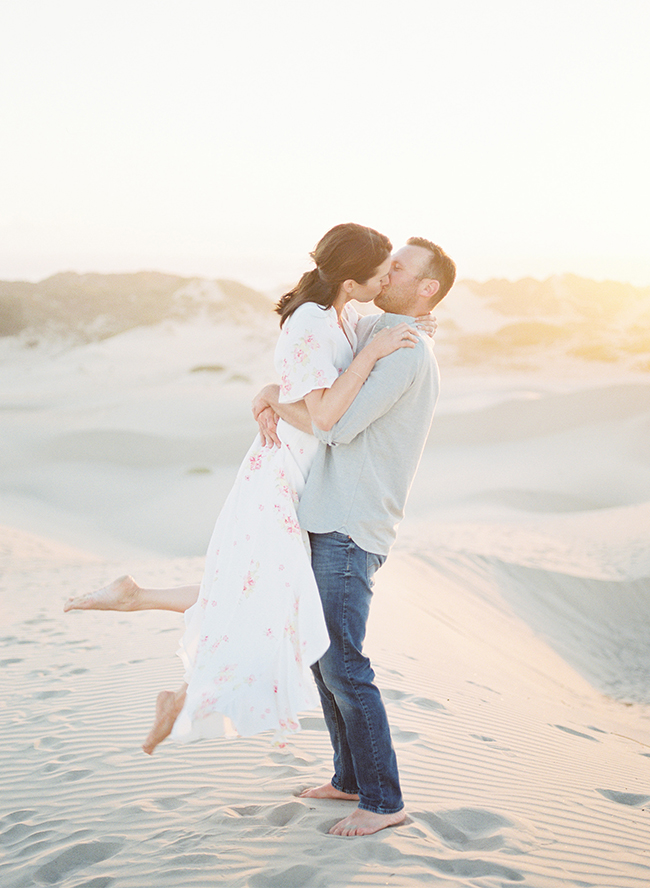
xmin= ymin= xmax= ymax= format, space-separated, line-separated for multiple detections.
xmin=275 ymin=223 xmax=392 ymax=326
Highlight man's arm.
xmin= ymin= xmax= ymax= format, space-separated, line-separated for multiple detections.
xmin=252 ymin=384 xmax=313 ymax=436
xmin=313 ymin=345 xmax=422 ymax=446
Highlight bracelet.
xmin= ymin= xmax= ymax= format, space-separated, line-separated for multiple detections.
xmin=348 ymin=369 xmax=365 ymax=381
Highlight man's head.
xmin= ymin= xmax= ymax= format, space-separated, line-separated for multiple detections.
xmin=374 ymin=238 xmax=456 ymax=317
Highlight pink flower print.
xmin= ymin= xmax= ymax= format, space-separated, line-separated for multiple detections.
xmin=214 ymin=664 xmax=236 ymax=686
xmin=278 ymin=564 xmax=285 ymax=571
xmin=242 ymin=562 xmax=260 ymax=598
xmin=210 ymin=634 xmax=229 ymax=652
xmin=243 ymin=674 xmax=256 ymax=686
xmin=273 ymin=683 xmax=278 ymax=694
xmin=196 ymin=692 xmax=221 ymax=717
xmin=265 ymin=628 xmax=274 ymax=638
xmin=293 ymin=347 xmax=306 ymax=363
xmin=249 ymin=453 xmax=262 ymax=471
xmin=283 ymin=515 xmax=301 ymax=536
xmin=259 ymin=504 xmax=264 ymax=511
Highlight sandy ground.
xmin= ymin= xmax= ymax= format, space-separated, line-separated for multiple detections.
xmin=1 ymin=316 xmax=649 ymax=887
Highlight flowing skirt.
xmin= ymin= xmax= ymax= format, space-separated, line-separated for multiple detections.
xmin=171 ymin=420 xmax=329 ymax=743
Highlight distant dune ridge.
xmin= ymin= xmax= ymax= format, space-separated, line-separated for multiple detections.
xmin=1 ymin=269 xmax=650 ymax=886
xmin=1 ymin=270 xmax=649 ymax=371
xmin=0 ymin=272 xmax=273 ymax=342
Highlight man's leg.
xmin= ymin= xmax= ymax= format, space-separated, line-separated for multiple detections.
xmin=308 ymin=532 xmax=404 ymax=833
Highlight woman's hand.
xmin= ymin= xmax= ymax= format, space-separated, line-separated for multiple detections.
xmin=415 ymin=313 xmax=437 ymax=339
xmin=368 ymin=322 xmax=419 ymax=359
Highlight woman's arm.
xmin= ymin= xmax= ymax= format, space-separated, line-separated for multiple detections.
xmin=303 ymin=323 xmax=417 ymax=431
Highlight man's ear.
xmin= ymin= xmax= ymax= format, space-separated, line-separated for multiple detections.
xmin=420 ymin=279 xmax=440 ymax=301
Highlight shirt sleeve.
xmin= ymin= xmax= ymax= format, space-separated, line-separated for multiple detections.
xmin=313 ymin=342 xmax=424 ymax=445
xmin=276 ymin=304 xmax=342 ymax=403
xmin=354 ymin=313 xmax=381 ymax=351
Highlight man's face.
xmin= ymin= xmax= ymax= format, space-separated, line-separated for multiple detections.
xmin=373 ymin=245 xmax=429 ymax=314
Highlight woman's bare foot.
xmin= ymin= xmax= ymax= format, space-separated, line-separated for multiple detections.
xmin=298 ymin=782 xmax=359 ymax=801
xmin=329 ymin=807 xmax=406 ymax=836
xmin=63 ymin=575 xmax=141 ymax=612
xmin=142 ymin=687 xmax=187 ymax=755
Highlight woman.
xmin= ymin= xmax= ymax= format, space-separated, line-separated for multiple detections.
xmin=65 ymin=223 xmax=425 ymax=753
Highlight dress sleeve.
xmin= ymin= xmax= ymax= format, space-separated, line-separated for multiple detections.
xmin=275 ymin=304 xmax=343 ymax=404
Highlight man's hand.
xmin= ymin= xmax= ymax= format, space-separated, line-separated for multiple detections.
xmin=252 ymin=384 xmax=282 ymax=447
xmin=252 ymin=383 xmax=280 ymax=420
xmin=257 ymin=405 xmax=281 ymax=448
xmin=252 ymin=381 xmax=313 ymax=437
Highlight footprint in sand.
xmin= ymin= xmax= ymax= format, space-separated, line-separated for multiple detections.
xmin=382 ymin=687 xmax=409 ymax=701
xmin=552 ymin=724 xmax=599 ymax=742
xmin=34 ymin=689 xmax=72 ymax=700
xmin=412 ymin=696 xmax=448 ymax=712
xmin=390 ymin=727 xmax=419 ymax=742
xmin=596 ymin=789 xmax=650 ymax=807
xmin=414 ymin=807 xmax=515 ymax=852
xmin=471 ymin=734 xmax=511 ymax=751
xmin=248 ymin=863 xmax=318 ymax=887
xmin=227 ymin=805 xmax=263 ymax=818
xmin=62 ymin=769 xmax=94 ymax=782
xmin=34 ymin=840 xmax=123 ymax=884
xmin=265 ymin=801 xmax=309 ymax=827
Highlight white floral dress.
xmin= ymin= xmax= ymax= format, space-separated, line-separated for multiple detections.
xmin=171 ymin=301 xmax=359 ymax=744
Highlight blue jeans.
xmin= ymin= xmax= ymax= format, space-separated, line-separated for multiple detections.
xmin=309 ymin=531 xmax=404 ymax=815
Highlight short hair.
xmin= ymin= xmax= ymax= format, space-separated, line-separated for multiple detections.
xmin=406 ymin=237 xmax=456 ymax=303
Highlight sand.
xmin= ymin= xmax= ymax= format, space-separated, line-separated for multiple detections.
xmin=1 ymin=311 xmax=649 ymax=887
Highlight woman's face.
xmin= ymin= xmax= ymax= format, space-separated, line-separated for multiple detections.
xmin=350 ymin=256 xmax=392 ymax=303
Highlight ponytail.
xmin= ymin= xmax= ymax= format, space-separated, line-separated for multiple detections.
xmin=274 ymin=223 xmax=392 ymax=327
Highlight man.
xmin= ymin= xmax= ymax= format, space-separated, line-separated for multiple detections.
xmin=254 ymin=238 xmax=456 ymax=836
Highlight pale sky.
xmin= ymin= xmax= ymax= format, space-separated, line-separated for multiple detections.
xmin=1 ymin=0 xmax=649 ymax=289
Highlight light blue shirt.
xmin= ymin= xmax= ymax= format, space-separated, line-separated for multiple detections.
xmin=298 ymin=314 xmax=440 ymax=556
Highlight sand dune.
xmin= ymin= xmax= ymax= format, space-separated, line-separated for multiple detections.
xmin=1 ymin=306 xmax=649 ymax=885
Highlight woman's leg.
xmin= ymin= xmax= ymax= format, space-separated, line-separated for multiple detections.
xmin=63 ymin=576 xmax=200 ymax=613
xmin=142 ymin=683 xmax=188 ymax=754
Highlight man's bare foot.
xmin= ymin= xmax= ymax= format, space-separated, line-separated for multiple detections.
xmin=329 ymin=807 xmax=406 ymax=837
xmin=63 ymin=575 xmax=141 ymax=612
xmin=299 ymin=781 xmax=359 ymax=801
xmin=142 ymin=687 xmax=186 ymax=755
